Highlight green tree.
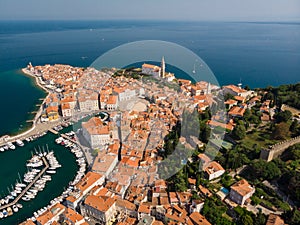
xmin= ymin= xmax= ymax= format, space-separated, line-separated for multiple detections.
xmin=254 ymin=211 xmax=266 ymax=225
xmin=250 ymin=159 xmax=281 ymax=180
xmin=290 ymin=119 xmax=299 ymax=133
xmin=288 ymin=174 xmax=300 ymax=202
xmin=272 ymin=122 xmax=290 ymax=140
xmin=173 ymin=169 xmax=187 ymax=192
xmin=244 ymin=85 xmax=250 ymax=91
xmin=232 ymin=123 xmax=246 ymax=140
xmin=227 ymin=149 xmax=249 ymax=170
xmin=283 ymin=208 xmax=300 ymax=225
xmin=199 ymin=122 xmax=211 ymax=143
xmin=241 ymin=214 xmax=254 ymax=225
xmin=275 ymin=110 xmax=293 ymax=123
xmin=225 ymin=93 xmax=235 ymax=101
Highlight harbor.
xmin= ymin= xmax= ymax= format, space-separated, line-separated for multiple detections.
xmin=0 ymin=156 xmax=49 ymax=211
xmin=0 ymin=127 xmax=79 ymax=224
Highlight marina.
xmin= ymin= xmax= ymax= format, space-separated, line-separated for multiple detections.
xmin=0 ymin=127 xmax=79 ymax=224
xmin=0 ymin=156 xmax=50 ymax=212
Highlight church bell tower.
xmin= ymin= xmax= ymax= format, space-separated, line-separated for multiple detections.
xmin=161 ymin=56 xmax=165 ymax=78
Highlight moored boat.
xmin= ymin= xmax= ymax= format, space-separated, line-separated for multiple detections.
xmin=16 ymin=139 xmax=24 ymax=147
xmin=12 ymin=205 xmax=18 ymax=212
xmin=7 ymin=142 xmax=16 ymax=150
xmin=22 ymin=196 xmax=31 ymax=201
xmin=2 ymin=209 xmax=7 ymax=217
xmin=7 ymin=207 xmax=13 ymax=216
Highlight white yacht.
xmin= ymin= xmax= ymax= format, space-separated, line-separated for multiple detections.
xmin=12 ymin=205 xmax=19 ymax=212
xmin=7 ymin=142 xmax=16 ymax=150
xmin=16 ymin=139 xmax=24 ymax=147
xmin=22 ymin=196 xmax=31 ymax=201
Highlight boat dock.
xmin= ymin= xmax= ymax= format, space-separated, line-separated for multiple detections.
xmin=0 ymin=157 xmax=49 ymax=211
xmin=60 ymin=134 xmax=77 ymax=144
xmin=48 ymin=129 xmax=58 ymax=135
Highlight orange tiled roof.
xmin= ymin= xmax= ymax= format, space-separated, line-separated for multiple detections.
xmin=107 ymin=95 xmax=118 ymax=104
xmin=266 ymin=214 xmax=286 ymax=225
xmin=188 ymin=178 xmax=196 ymax=185
xmin=189 ymin=212 xmax=212 ymax=225
xmin=116 ymin=199 xmax=136 ymax=211
xmin=207 ymin=120 xmax=234 ymax=131
xmin=228 ymin=106 xmax=246 ymax=117
xmin=198 ymin=154 xmax=211 ymax=164
xmin=204 ymin=161 xmax=225 ymax=174
xmin=138 ymin=204 xmax=151 ymax=214
xmin=82 ymin=117 xmax=110 ymax=135
xmin=234 ymin=95 xmax=245 ymax=102
xmin=61 ymin=103 xmax=71 ymax=110
xmin=75 ymin=172 xmax=103 ymax=193
xmin=19 ymin=220 xmax=36 ymax=225
xmin=223 ymin=85 xmax=247 ymax=94
xmin=84 ymin=195 xmax=115 ymax=212
xmin=36 ymin=203 xmax=65 ymax=225
xmin=198 ymin=185 xmax=212 ymax=197
xmin=225 ymin=99 xmax=238 ymax=105
xmin=92 ymin=153 xmax=117 ymax=174
xmin=66 ymin=195 xmax=77 ymax=203
xmin=142 ymin=63 xmax=160 ymax=69
xmin=230 ymin=179 xmax=254 ymax=197
xmin=63 ymin=207 xmax=85 ymax=224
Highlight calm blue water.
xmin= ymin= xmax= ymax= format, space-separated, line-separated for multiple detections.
xmin=0 ymin=128 xmax=78 ymax=224
xmin=0 ymin=20 xmax=299 ymax=223
xmin=0 ymin=20 xmax=299 ymax=135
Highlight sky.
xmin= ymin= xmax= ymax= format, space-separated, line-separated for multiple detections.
xmin=0 ymin=0 xmax=299 ymax=21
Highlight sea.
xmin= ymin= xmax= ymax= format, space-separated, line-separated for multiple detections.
xmin=0 ymin=20 xmax=299 ymax=223
xmin=0 ymin=127 xmax=78 ymax=224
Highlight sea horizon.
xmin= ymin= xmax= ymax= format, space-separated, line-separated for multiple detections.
xmin=0 ymin=20 xmax=299 ymax=136
xmin=0 ymin=18 xmax=299 ymax=224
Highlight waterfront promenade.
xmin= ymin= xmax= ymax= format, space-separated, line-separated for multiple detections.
xmin=0 ymin=157 xmax=49 ymax=211
xmin=0 ymin=120 xmax=62 ymax=147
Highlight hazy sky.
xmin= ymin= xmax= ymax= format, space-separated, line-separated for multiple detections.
xmin=0 ymin=0 xmax=299 ymax=21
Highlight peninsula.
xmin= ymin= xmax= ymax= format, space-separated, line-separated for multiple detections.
xmin=0 ymin=61 xmax=299 ymax=225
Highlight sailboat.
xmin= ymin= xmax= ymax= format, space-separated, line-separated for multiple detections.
xmin=192 ymin=64 xmax=196 ymax=74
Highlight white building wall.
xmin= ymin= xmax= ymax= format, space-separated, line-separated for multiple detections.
xmin=62 ymin=109 xmax=72 ymax=117
xmin=142 ymin=67 xmax=161 ymax=77
xmin=90 ymin=134 xmax=110 ymax=148
xmin=208 ymin=170 xmax=225 ymax=180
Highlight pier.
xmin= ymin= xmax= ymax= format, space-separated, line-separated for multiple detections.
xmin=48 ymin=128 xmax=59 ymax=135
xmin=60 ymin=134 xmax=77 ymax=144
xmin=0 ymin=120 xmax=62 ymax=147
xmin=0 ymin=157 xmax=49 ymax=211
